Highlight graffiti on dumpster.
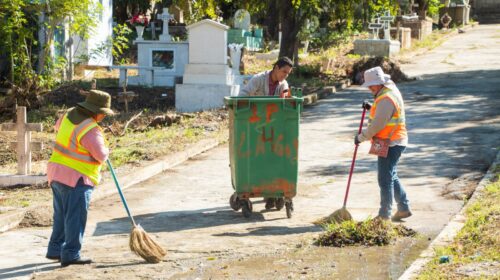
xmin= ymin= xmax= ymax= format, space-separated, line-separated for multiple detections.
xmin=240 ymin=178 xmax=296 ymax=198
xmin=237 ymin=103 xmax=298 ymax=162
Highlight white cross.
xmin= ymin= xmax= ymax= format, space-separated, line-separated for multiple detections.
xmin=368 ymin=17 xmax=383 ymax=40
xmin=379 ymin=11 xmax=394 ymax=40
xmin=158 ymin=8 xmax=172 ymax=41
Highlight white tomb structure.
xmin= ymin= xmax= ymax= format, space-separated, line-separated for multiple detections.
xmin=175 ymin=19 xmax=239 ymax=112
xmin=353 ymin=11 xmax=400 ymax=57
xmin=123 ymin=8 xmax=188 ymax=87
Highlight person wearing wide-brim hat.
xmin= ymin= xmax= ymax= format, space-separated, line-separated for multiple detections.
xmin=46 ymin=90 xmax=113 ymax=267
xmin=355 ymin=66 xmax=412 ymax=222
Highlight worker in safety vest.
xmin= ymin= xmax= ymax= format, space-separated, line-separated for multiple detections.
xmin=46 ymin=90 xmax=113 ymax=267
xmin=354 ymin=66 xmax=412 ymax=222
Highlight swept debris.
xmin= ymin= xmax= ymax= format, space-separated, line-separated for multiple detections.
xmin=315 ymin=218 xmax=416 ymax=247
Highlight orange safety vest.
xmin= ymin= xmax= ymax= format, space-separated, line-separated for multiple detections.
xmin=369 ymin=87 xmax=407 ymax=141
xmin=49 ymin=113 xmax=103 ymax=185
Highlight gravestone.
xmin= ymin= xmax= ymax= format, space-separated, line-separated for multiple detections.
xmin=234 ymin=9 xmax=251 ymax=30
xmin=0 ymin=107 xmax=46 ymax=186
xmin=0 ymin=107 xmax=43 ymax=175
xmin=158 ymin=8 xmax=173 ymax=42
xmin=368 ymin=19 xmax=383 ymax=39
xmin=390 ymin=27 xmax=412 ymax=49
xmin=354 ymin=13 xmax=401 ymax=57
xmin=175 ymin=19 xmax=239 ymax=112
xmin=380 ymin=11 xmax=394 ymax=39
xmin=401 ymin=15 xmax=433 ymax=40
xmin=123 ymin=7 xmax=188 ymax=87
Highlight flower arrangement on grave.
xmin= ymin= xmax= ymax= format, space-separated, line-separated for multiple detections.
xmin=128 ymin=14 xmax=149 ymax=27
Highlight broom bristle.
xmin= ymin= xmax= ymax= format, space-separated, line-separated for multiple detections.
xmin=129 ymin=225 xmax=167 ymax=263
xmin=313 ymin=208 xmax=353 ymax=225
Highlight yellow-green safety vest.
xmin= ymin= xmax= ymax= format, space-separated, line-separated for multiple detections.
xmin=49 ymin=114 xmax=103 ymax=185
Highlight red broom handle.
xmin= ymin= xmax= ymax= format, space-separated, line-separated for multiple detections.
xmin=342 ymin=107 xmax=367 ymax=207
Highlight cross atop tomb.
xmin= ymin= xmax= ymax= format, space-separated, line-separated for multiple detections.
xmin=0 ymin=106 xmax=43 ymax=175
xmin=368 ymin=17 xmax=383 ymax=40
xmin=158 ymin=8 xmax=173 ymax=41
xmin=379 ymin=10 xmax=395 ymax=40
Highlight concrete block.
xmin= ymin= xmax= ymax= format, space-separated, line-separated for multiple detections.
xmin=175 ymin=83 xmax=239 ymax=112
xmin=353 ymin=39 xmax=401 ymax=57
xmin=183 ymin=64 xmax=234 ymax=85
xmin=0 ymin=175 xmax=47 ymax=187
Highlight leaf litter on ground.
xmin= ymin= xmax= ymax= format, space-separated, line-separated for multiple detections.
xmin=315 ymin=218 xmax=416 ymax=247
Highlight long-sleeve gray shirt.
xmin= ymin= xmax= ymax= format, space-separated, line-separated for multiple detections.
xmin=239 ymin=70 xmax=289 ymax=96
xmin=358 ymin=87 xmax=408 ymax=147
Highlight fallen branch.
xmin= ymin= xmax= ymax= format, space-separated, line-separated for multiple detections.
xmin=104 ymin=125 xmax=118 ymax=137
xmin=121 ymin=111 xmax=143 ymax=136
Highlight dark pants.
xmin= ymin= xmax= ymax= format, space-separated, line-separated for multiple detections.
xmin=46 ymin=178 xmax=93 ymax=262
xmin=377 ymin=145 xmax=410 ymax=218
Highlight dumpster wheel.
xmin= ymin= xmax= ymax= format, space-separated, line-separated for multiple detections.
xmin=275 ymin=198 xmax=285 ymax=210
xmin=229 ymin=193 xmax=242 ymax=211
xmin=242 ymin=199 xmax=253 ymax=218
xmin=285 ymin=201 xmax=294 ymax=218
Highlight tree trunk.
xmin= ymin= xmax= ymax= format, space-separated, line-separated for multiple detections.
xmin=416 ymin=0 xmax=428 ymax=19
xmin=278 ymin=0 xmax=301 ymax=62
xmin=263 ymin=0 xmax=280 ymax=41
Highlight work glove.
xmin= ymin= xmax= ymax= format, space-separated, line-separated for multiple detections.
xmin=362 ymin=100 xmax=372 ymax=110
xmin=354 ymin=134 xmax=361 ymax=145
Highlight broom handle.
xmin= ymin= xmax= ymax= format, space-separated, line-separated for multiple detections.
xmin=342 ymin=106 xmax=367 ymax=207
xmin=106 ymin=159 xmax=137 ymax=226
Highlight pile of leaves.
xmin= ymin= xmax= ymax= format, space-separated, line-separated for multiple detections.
xmin=315 ymin=218 xmax=416 ymax=247
xmin=351 ymin=56 xmax=410 ymax=85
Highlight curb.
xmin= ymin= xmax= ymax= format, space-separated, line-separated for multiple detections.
xmin=302 ymin=79 xmax=351 ymax=106
xmin=398 ymin=149 xmax=500 ymax=280
xmin=0 ymin=138 xmax=220 ymax=233
xmin=0 ymin=175 xmax=47 ymax=187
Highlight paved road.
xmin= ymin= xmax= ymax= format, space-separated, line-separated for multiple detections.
xmin=1 ymin=24 xmax=499 ymax=280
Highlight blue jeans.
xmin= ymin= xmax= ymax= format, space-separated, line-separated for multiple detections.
xmin=377 ymin=145 xmax=410 ymax=218
xmin=46 ymin=178 xmax=93 ymax=262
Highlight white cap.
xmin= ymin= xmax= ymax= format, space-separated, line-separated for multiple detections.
xmin=361 ymin=66 xmax=391 ymax=87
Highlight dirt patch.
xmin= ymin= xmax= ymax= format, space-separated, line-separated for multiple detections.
xmin=18 ymin=205 xmax=53 ymax=227
xmin=315 ymin=218 xmax=417 ymax=247
xmin=41 ymin=82 xmax=175 ymax=113
xmin=351 ymin=57 xmax=411 ymax=85
xmin=0 ymin=183 xmax=51 ymax=209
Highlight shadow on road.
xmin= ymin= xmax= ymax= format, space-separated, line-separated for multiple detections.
xmin=0 ymin=262 xmax=60 ymax=279
xmin=92 ymin=205 xmax=305 ymax=236
xmin=213 ymin=225 xmax=322 ymax=237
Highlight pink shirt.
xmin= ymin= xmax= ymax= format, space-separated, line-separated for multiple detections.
xmin=47 ymin=116 xmax=109 ymax=187
xmin=268 ymin=77 xmax=279 ymax=96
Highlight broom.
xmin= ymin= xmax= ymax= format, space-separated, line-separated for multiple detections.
xmin=106 ymin=159 xmax=167 ymax=263
xmin=315 ymin=105 xmax=367 ymax=225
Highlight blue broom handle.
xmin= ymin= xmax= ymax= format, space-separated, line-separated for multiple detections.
xmin=106 ymin=159 xmax=137 ymax=226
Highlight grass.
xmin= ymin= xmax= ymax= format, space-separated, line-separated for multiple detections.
xmin=107 ymin=119 xmax=210 ymax=167
xmin=315 ymin=218 xmax=417 ymax=247
xmin=417 ymin=170 xmax=500 ymax=279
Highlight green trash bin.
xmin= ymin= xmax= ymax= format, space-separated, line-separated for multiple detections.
xmin=224 ymin=96 xmax=303 ymax=218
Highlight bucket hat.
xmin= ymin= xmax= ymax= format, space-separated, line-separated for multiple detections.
xmin=361 ymin=66 xmax=391 ymax=87
xmin=77 ymin=90 xmax=114 ymax=115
